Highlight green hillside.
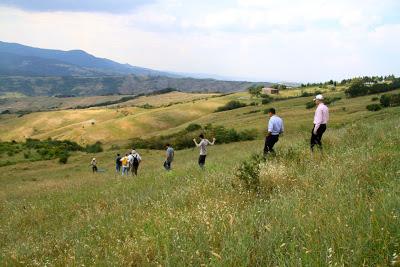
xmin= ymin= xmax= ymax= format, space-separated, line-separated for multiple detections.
xmin=0 ymin=89 xmax=399 ymax=265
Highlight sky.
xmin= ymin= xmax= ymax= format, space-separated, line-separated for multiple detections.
xmin=0 ymin=0 xmax=399 ymax=82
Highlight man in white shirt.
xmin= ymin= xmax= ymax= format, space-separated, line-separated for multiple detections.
xmin=193 ymin=134 xmax=216 ymax=168
xmin=311 ymin=94 xmax=329 ymax=152
xmin=130 ymin=149 xmax=142 ymax=176
xmin=264 ymin=108 xmax=284 ymax=156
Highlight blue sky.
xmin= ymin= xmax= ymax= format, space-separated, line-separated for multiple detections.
xmin=0 ymin=0 xmax=399 ymax=82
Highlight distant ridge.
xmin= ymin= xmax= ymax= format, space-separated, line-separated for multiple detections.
xmin=0 ymin=41 xmax=275 ymax=96
xmin=0 ymin=41 xmax=179 ymax=77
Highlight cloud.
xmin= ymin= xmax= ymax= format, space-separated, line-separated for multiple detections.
xmin=0 ymin=0 xmax=154 ymax=13
xmin=0 ymin=1 xmax=399 ymax=82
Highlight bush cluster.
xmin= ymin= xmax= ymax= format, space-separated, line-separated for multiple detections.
xmin=0 ymin=138 xmax=103 ymax=166
xmin=366 ymin=104 xmax=382 ymax=112
xmin=365 ymin=93 xmax=400 ymax=111
xmin=130 ymin=124 xmax=258 ymax=150
xmin=85 ymin=141 xmax=103 ymax=153
xmin=215 ymin=100 xmax=247 ymax=112
xmin=345 ymin=78 xmax=400 ymax=97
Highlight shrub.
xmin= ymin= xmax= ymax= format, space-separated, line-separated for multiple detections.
xmin=324 ymin=96 xmax=342 ymax=105
xmin=235 ymin=153 xmax=264 ymax=191
xmin=85 ymin=142 xmax=103 ymax=153
xmin=139 ymin=103 xmax=154 ymax=109
xmin=238 ymin=129 xmax=258 ymax=141
xmin=185 ymin=123 xmax=202 ymax=132
xmin=371 ymin=97 xmax=379 ymax=101
xmin=380 ymin=94 xmax=391 ymax=107
xmin=261 ymin=98 xmax=272 ymax=105
xmin=380 ymin=93 xmax=400 ymax=107
xmin=58 ymin=153 xmax=69 ymax=164
xmin=300 ymin=91 xmax=313 ymax=97
xmin=215 ymin=100 xmax=247 ymax=112
xmin=366 ymin=104 xmax=382 ymax=111
xmin=306 ymin=101 xmax=316 ymax=109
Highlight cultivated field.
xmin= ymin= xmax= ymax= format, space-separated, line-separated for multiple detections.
xmin=0 ymin=89 xmax=399 ymax=265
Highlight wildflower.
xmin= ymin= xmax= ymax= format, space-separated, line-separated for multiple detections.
xmin=211 ymin=251 xmax=222 ymax=260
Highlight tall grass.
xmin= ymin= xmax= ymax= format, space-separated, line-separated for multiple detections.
xmin=0 ymin=108 xmax=399 ymax=266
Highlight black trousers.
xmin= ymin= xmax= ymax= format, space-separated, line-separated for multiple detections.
xmin=130 ymin=163 xmax=139 ymax=175
xmin=310 ymin=124 xmax=327 ymax=150
xmin=198 ymin=155 xmax=207 ymax=166
xmin=264 ymin=134 xmax=279 ymax=155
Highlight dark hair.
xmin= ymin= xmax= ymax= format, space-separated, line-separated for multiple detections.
xmin=199 ymin=134 xmax=204 ymax=139
xmin=268 ymin=108 xmax=276 ymax=114
xmin=166 ymin=143 xmax=170 ymax=147
xmin=117 ymin=153 xmax=120 ymax=156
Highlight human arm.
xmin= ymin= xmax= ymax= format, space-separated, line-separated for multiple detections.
xmin=267 ymin=119 xmax=273 ymax=136
xmin=193 ymin=138 xmax=200 ymax=147
xmin=313 ymin=107 xmax=323 ymax=134
xmin=210 ymin=138 xmax=216 ymax=145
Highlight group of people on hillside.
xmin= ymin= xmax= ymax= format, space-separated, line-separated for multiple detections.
xmin=91 ymin=94 xmax=329 ymax=174
xmin=263 ymin=94 xmax=329 ymax=155
xmin=115 ymin=149 xmax=142 ymax=176
xmin=90 ymin=134 xmax=217 ymax=175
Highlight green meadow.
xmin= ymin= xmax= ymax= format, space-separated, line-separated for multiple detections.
xmin=0 ymin=89 xmax=399 ymax=265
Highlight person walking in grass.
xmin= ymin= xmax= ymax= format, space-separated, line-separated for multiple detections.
xmin=91 ymin=158 xmax=98 ymax=173
xmin=130 ymin=149 xmax=142 ymax=176
xmin=264 ymin=108 xmax=284 ymax=156
xmin=311 ymin=94 xmax=329 ymax=152
xmin=193 ymin=134 xmax=216 ymax=168
xmin=164 ymin=144 xmax=174 ymax=171
xmin=115 ymin=153 xmax=122 ymax=174
xmin=120 ymin=153 xmax=129 ymax=176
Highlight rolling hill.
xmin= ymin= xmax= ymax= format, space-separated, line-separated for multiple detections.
xmin=0 ymin=88 xmax=399 ymax=265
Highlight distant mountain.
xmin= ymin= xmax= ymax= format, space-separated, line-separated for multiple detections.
xmin=0 ymin=75 xmax=264 ymax=97
xmin=0 ymin=41 xmax=178 ymax=77
xmin=0 ymin=41 xmax=276 ymax=96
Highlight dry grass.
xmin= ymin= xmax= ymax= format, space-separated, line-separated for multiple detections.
xmin=0 ymin=91 xmax=399 ymax=265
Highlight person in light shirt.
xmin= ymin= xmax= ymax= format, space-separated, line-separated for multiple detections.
xmin=193 ymin=134 xmax=216 ymax=168
xmin=311 ymin=94 xmax=329 ymax=152
xmin=264 ymin=108 xmax=284 ymax=156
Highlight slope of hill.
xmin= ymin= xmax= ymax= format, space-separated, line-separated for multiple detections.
xmin=0 ymin=87 xmax=396 ymax=146
xmin=0 ymin=75 xmax=259 ymax=96
xmin=0 ymin=41 xmax=274 ymax=96
xmin=0 ymin=41 xmax=175 ymax=77
xmin=0 ymin=91 xmax=398 ymax=265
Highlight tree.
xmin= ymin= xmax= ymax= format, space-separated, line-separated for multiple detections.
xmin=247 ymin=85 xmax=263 ymax=98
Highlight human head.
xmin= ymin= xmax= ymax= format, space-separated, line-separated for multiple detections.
xmin=313 ymin=94 xmax=324 ymax=104
xmin=125 ymin=153 xmax=128 ymax=156
xmin=199 ymin=134 xmax=204 ymax=139
xmin=268 ymin=108 xmax=276 ymax=117
xmin=165 ymin=143 xmax=170 ymax=148
xmin=117 ymin=153 xmax=120 ymax=156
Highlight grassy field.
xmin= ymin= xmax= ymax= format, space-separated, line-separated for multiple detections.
xmin=0 ymin=89 xmax=399 ymax=265
xmin=0 ymin=87 xmax=357 ymax=146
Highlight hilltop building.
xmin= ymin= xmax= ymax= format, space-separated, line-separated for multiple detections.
xmin=262 ymin=87 xmax=280 ymax=95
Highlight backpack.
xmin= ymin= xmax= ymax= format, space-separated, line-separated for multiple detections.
xmin=132 ymin=155 xmax=139 ymax=166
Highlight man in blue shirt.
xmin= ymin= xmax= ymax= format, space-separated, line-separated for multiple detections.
xmin=264 ymin=108 xmax=284 ymax=156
